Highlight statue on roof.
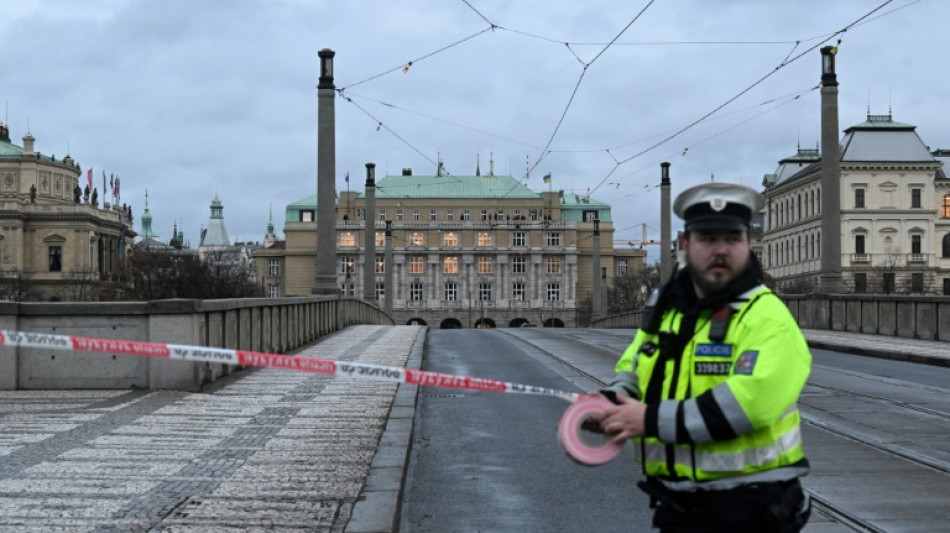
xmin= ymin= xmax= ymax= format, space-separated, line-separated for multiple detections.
xmin=73 ymin=184 xmax=81 ymax=203
xmin=91 ymin=187 xmax=98 ymax=206
xmin=30 ymin=184 xmax=36 ymax=203
xmin=83 ymin=184 xmax=90 ymax=203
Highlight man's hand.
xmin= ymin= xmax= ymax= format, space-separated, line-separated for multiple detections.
xmin=599 ymin=395 xmax=647 ymax=444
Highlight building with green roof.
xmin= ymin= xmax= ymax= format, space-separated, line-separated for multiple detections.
xmin=256 ymin=168 xmax=645 ymax=327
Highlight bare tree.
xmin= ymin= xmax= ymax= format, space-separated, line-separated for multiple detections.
xmin=607 ymin=262 xmax=661 ymax=314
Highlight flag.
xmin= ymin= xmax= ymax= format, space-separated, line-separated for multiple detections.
xmin=543 ymin=173 xmax=551 ymax=184
xmin=345 ymin=172 xmax=349 ymax=184
xmin=115 ymin=176 xmax=120 ymax=199
xmin=87 ymin=168 xmax=93 ymax=190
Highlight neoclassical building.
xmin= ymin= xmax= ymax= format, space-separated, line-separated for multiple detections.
xmin=0 ymin=123 xmax=134 ymax=301
xmin=762 ymin=113 xmax=950 ymax=294
xmin=255 ymin=168 xmax=645 ymax=327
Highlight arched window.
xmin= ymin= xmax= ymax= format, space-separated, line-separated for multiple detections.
xmin=943 ymin=234 xmax=950 ymax=258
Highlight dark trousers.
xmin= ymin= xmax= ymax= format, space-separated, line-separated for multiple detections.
xmin=640 ymin=478 xmax=810 ymax=533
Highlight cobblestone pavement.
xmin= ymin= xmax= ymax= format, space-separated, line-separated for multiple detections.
xmin=0 ymin=325 xmax=424 ymax=532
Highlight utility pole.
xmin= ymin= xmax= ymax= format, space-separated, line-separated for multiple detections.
xmin=818 ymin=46 xmax=844 ymax=293
xmin=592 ymin=219 xmax=603 ymax=320
xmin=384 ymin=220 xmax=393 ymax=316
xmin=313 ymin=48 xmax=340 ymax=294
xmin=363 ymin=163 xmax=376 ymax=302
xmin=660 ymin=162 xmax=672 ymax=282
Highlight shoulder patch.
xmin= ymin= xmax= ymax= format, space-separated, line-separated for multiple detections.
xmin=733 ymin=351 xmax=759 ymax=375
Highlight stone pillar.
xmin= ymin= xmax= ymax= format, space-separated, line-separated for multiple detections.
xmin=314 ymin=48 xmax=340 ymax=294
xmin=660 ymin=162 xmax=672 ymax=282
xmin=592 ymin=219 xmax=603 ymax=320
xmin=385 ymin=220 xmax=393 ymax=316
xmin=818 ymin=46 xmax=844 ymax=293
xmin=363 ymin=163 xmax=377 ymax=302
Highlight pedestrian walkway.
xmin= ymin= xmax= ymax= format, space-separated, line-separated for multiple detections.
xmin=802 ymin=328 xmax=950 ymax=367
xmin=0 ymin=324 xmax=424 ymax=532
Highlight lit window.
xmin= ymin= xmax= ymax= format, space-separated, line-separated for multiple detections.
xmin=410 ymin=256 xmax=424 ymax=274
xmin=410 ymin=232 xmax=424 ymax=246
xmin=375 ymin=231 xmax=385 ymax=246
xmin=340 ymin=232 xmax=355 ymax=247
xmin=375 ymin=255 xmax=385 ymax=273
xmin=942 ymin=194 xmax=950 ymax=218
xmin=546 ymin=256 xmax=561 ymax=274
xmin=478 ymin=232 xmax=492 ymax=246
xmin=444 ymin=256 xmax=459 ymax=274
xmin=443 ymin=231 xmax=458 ymax=247
xmin=478 ymin=256 xmax=492 ymax=274
xmin=339 ymin=256 xmax=355 ymax=273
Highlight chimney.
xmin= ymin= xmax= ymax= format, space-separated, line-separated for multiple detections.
xmin=402 ymin=168 xmax=412 ymax=176
xmin=22 ymin=133 xmax=35 ymax=156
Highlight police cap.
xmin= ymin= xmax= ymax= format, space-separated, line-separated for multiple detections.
xmin=673 ymin=182 xmax=764 ymax=232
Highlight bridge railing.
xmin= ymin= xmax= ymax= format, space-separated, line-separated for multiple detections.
xmin=586 ymin=294 xmax=950 ymax=342
xmin=0 ymin=296 xmax=393 ymax=391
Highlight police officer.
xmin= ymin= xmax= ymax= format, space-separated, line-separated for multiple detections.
xmin=587 ymin=182 xmax=812 ymax=532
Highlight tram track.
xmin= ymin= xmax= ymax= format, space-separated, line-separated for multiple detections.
xmin=503 ymin=329 xmax=920 ymax=532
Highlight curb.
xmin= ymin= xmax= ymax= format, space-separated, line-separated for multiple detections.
xmin=806 ymin=340 xmax=950 ymax=368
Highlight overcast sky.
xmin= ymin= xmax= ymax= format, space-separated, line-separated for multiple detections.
xmin=1 ymin=0 xmax=943 ymax=259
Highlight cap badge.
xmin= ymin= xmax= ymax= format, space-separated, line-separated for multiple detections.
xmin=709 ymin=196 xmax=727 ymax=211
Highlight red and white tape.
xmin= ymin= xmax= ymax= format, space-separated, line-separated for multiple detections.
xmin=0 ymin=330 xmax=623 ymax=464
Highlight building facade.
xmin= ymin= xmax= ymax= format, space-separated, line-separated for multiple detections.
xmin=255 ymin=169 xmax=645 ymax=327
xmin=762 ymin=113 xmax=950 ymax=294
xmin=0 ymin=123 xmax=134 ymax=301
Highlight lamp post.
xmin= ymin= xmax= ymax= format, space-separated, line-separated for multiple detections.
xmin=818 ymin=45 xmax=843 ymax=293
xmin=313 ymin=48 xmax=340 ymax=294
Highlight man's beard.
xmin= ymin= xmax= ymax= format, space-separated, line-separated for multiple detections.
xmin=688 ymin=262 xmax=734 ymax=297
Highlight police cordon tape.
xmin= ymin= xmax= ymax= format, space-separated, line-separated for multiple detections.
xmin=0 ymin=330 xmax=623 ymax=465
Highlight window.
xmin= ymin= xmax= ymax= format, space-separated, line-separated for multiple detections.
xmin=912 ymin=234 xmax=922 ymax=255
xmin=447 ymin=210 xmax=454 ymax=221
xmin=356 ymin=208 xmax=364 ymax=220
xmin=943 ymin=194 xmax=950 ymax=218
xmin=478 ymin=256 xmax=492 ymax=274
xmin=340 ymin=256 xmax=355 ymax=273
xmin=911 ymin=273 xmax=924 ymax=293
xmin=546 ymin=232 xmax=561 ymax=246
xmin=512 ymin=282 xmax=526 ymax=301
xmin=463 ymin=210 xmax=471 ymax=221
xmin=48 ymin=246 xmax=62 ymax=272
xmin=413 ymin=210 xmax=420 ymax=221
xmin=546 ymin=283 xmax=561 ymax=301
xmin=854 ymin=188 xmax=865 ymax=209
xmin=480 ymin=210 xmax=489 ymax=221
xmin=530 ymin=209 xmax=539 ymax=221
xmin=300 ymin=210 xmax=314 ymax=222
xmin=444 ymin=282 xmax=458 ymax=301
xmin=478 ymin=232 xmax=492 ymax=247
xmin=478 ymin=283 xmax=492 ymax=301
xmin=854 ymin=273 xmax=867 ymax=294
xmin=496 ymin=210 xmax=505 ymax=221
xmin=268 ymin=259 xmax=279 ymax=276
xmin=410 ymin=282 xmax=423 ymax=301
xmin=583 ymin=210 xmax=598 ymax=222
xmin=911 ymin=188 xmax=922 ymax=208
xmin=855 ymin=235 xmax=865 ymax=255
xmin=375 ymin=281 xmax=385 ymax=300
xmin=943 ymin=234 xmax=950 ymax=258
xmin=268 ymin=285 xmax=280 ymax=298
xmin=375 ymin=255 xmax=385 ymax=273
xmin=375 ymin=231 xmax=385 ymax=246
xmin=443 ymin=231 xmax=458 ymax=247
xmin=340 ymin=232 xmax=355 ymax=246
xmin=546 ymin=256 xmax=561 ymax=274
xmin=410 ymin=232 xmax=424 ymax=246
xmin=430 ymin=209 xmax=437 ymax=221
xmin=397 ymin=210 xmax=404 ymax=221
xmin=617 ymin=259 xmax=628 ymax=276
xmin=444 ymin=256 xmax=459 ymax=274
xmin=410 ymin=256 xmax=424 ymax=274
xmin=512 ymin=231 xmax=526 ymax=247
xmin=378 ymin=210 xmax=386 ymax=222
xmin=513 ymin=210 xmax=522 ymax=220
xmin=945 ymin=278 xmax=950 ymax=296
xmin=512 ymin=256 xmax=526 ymax=274
xmin=883 ymin=272 xmax=896 ymax=294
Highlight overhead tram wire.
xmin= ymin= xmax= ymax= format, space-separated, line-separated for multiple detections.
xmin=587 ymin=0 xmax=898 ymax=197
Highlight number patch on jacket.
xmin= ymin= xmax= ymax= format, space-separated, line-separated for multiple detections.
xmin=695 ymin=362 xmax=731 ymax=375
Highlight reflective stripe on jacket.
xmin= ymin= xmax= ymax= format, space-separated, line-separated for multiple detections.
xmin=614 ymin=284 xmax=811 ymax=488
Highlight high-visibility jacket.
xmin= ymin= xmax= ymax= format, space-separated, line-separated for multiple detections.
xmin=612 ymin=284 xmax=811 ymax=491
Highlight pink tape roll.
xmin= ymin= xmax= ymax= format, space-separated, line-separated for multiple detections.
xmin=558 ymin=395 xmax=624 ymax=465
